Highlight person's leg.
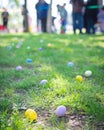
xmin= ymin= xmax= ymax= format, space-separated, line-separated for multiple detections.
xmin=61 ymin=19 xmax=66 ymax=34
xmin=72 ymin=13 xmax=76 ymax=34
xmin=91 ymin=20 xmax=95 ymax=34
xmin=86 ymin=16 xmax=91 ymax=34
xmin=41 ymin=19 xmax=44 ymax=32
xmin=41 ymin=18 xmax=47 ymax=32
xmin=4 ymin=21 xmax=7 ymax=27
xmin=63 ymin=19 xmax=67 ymax=33
xmin=78 ymin=12 xmax=84 ymax=34
xmin=23 ymin=19 xmax=26 ymax=32
xmin=87 ymin=18 xmax=95 ymax=34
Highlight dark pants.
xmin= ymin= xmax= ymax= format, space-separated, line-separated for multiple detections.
xmin=72 ymin=12 xmax=84 ymax=33
xmin=86 ymin=16 xmax=95 ymax=34
xmin=41 ymin=18 xmax=47 ymax=32
xmin=3 ymin=18 xmax=8 ymax=27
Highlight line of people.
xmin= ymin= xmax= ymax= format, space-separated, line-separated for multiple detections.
xmin=1 ymin=0 xmax=104 ymax=34
xmin=68 ymin=0 xmax=104 ymax=34
xmin=35 ymin=0 xmax=104 ymax=34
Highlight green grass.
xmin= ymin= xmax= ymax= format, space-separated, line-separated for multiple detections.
xmin=0 ymin=33 xmax=104 ymax=130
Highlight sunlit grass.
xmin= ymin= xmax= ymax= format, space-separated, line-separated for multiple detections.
xmin=0 ymin=33 xmax=104 ymax=130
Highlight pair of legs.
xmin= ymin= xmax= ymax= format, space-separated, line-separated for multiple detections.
xmin=61 ymin=19 xmax=67 ymax=34
xmin=72 ymin=12 xmax=84 ymax=34
xmin=40 ymin=18 xmax=47 ymax=32
xmin=86 ymin=16 xmax=96 ymax=34
xmin=3 ymin=18 xmax=8 ymax=28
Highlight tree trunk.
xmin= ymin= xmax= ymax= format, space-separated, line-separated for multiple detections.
xmin=47 ymin=0 xmax=52 ymax=33
xmin=24 ymin=0 xmax=29 ymax=32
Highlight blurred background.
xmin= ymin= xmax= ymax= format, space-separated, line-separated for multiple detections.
xmin=0 ymin=0 xmax=104 ymax=33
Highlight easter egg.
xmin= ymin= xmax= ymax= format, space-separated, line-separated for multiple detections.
xmin=25 ymin=109 xmax=37 ymax=121
xmin=40 ymin=39 xmax=43 ymax=43
xmin=40 ymin=79 xmax=48 ymax=85
xmin=18 ymin=42 xmax=23 ymax=46
xmin=47 ymin=43 xmax=52 ymax=47
xmin=7 ymin=46 xmax=12 ymax=50
xmin=39 ymin=47 xmax=43 ymax=51
xmin=16 ymin=66 xmax=23 ymax=71
xmin=76 ymin=75 xmax=83 ymax=82
xmin=26 ymin=58 xmax=32 ymax=63
xmin=27 ymin=46 xmax=30 ymax=49
xmin=67 ymin=62 xmax=74 ymax=67
xmin=55 ymin=105 xmax=66 ymax=117
xmin=85 ymin=70 xmax=92 ymax=77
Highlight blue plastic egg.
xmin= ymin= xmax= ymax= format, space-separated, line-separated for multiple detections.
xmin=26 ymin=58 xmax=32 ymax=63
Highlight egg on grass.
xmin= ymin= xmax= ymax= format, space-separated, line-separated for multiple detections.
xmin=40 ymin=79 xmax=48 ymax=85
xmin=39 ymin=47 xmax=43 ymax=51
xmin=26 ymin=58 xmax=32 ymax=63
xmin=67 ymin=62 xmax=74 ymax=67
xmin=47 ymin=43 xmax=52 ymax=47
xmin=6 ymin=46 xmax=12 ymax=50
xmin=25 ymin=109 xmax=37 ymax=121
xmin=27 ymin=46 xmax=31 ymax=49
xmin=85 ymin=70 xmax=92 ymax=77
xmin=55 ymin=105 xmax=66 ymax=117
xmin=40 ymin=39 xmax=44 ymax=43
xmin=16 ymin=44 xmax=21 ymax=48
xmin=76 ymin=75 xmax=83 ymax=82
xmin=16 ymin=66 xmax=23 ymax=71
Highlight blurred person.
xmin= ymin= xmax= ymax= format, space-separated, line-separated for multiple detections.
xmin=85 ymin=0 xmax=99 ymax=34
xmin=57 ymin=3 xmax=68 ymax=34
xmin=1 ymin=7 xmax=9 ymax=29
xmin=70 ymin=0 xmax=84 ymax=34
xmin=35 ymin=0 xmax=49 ymax=33
xmin=97 ymin=6 xmax=104 ymax=33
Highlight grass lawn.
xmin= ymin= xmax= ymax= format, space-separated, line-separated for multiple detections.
xmin=0 ymin=33 xmax=104 ymax=130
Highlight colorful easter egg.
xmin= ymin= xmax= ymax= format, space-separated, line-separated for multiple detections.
xmin=67 ymin=62 xmax=74 ymax=67
xmin=26 ymin=58 xmax=32 ymax=63
xmin=47 ymin=43 xmax=52 ymax=47
xmin=76 ymin=75 xmax=83 ymax=82
xmin=16 ymin=66 xmax=23 ymax=71
xmin=85 ymin=70 xmax=92 ymax=77
xmin=25 ymin=109 xmax=37 ymax=121
xmin=40 ymin=79 xmax=48 ymax=85
xmin=55 ymin=105 xmax=66 ymax=117
xmin=39 ymin=47 xmax=43 ymax=51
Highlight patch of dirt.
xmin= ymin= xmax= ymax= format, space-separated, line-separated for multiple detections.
xmin=35 ymin=111 xmax=104 ymax=130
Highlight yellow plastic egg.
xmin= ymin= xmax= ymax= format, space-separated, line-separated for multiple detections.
xmin=47 ymin=43 xmax=52 ymax=47
xmin=25 ymin=109 xmax=37 ymax=121
xmin=76 ymin=75 xmax=83 ymax=82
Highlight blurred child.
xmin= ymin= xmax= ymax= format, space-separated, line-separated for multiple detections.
xmin=1 ymin=7 xmax=9 ymax=29
xmin=57 ymin=3 xmax=68 ymax=34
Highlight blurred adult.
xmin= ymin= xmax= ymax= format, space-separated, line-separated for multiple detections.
xmin=35 ymin=0 xmax=49 ymax=33
xmin=70 ymin=0 xmax=84 ymax=34
xmin=1 ymin=7 xmax=9 ymax=29
xmin=85 ymin=0 xmax=99 ymax=34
